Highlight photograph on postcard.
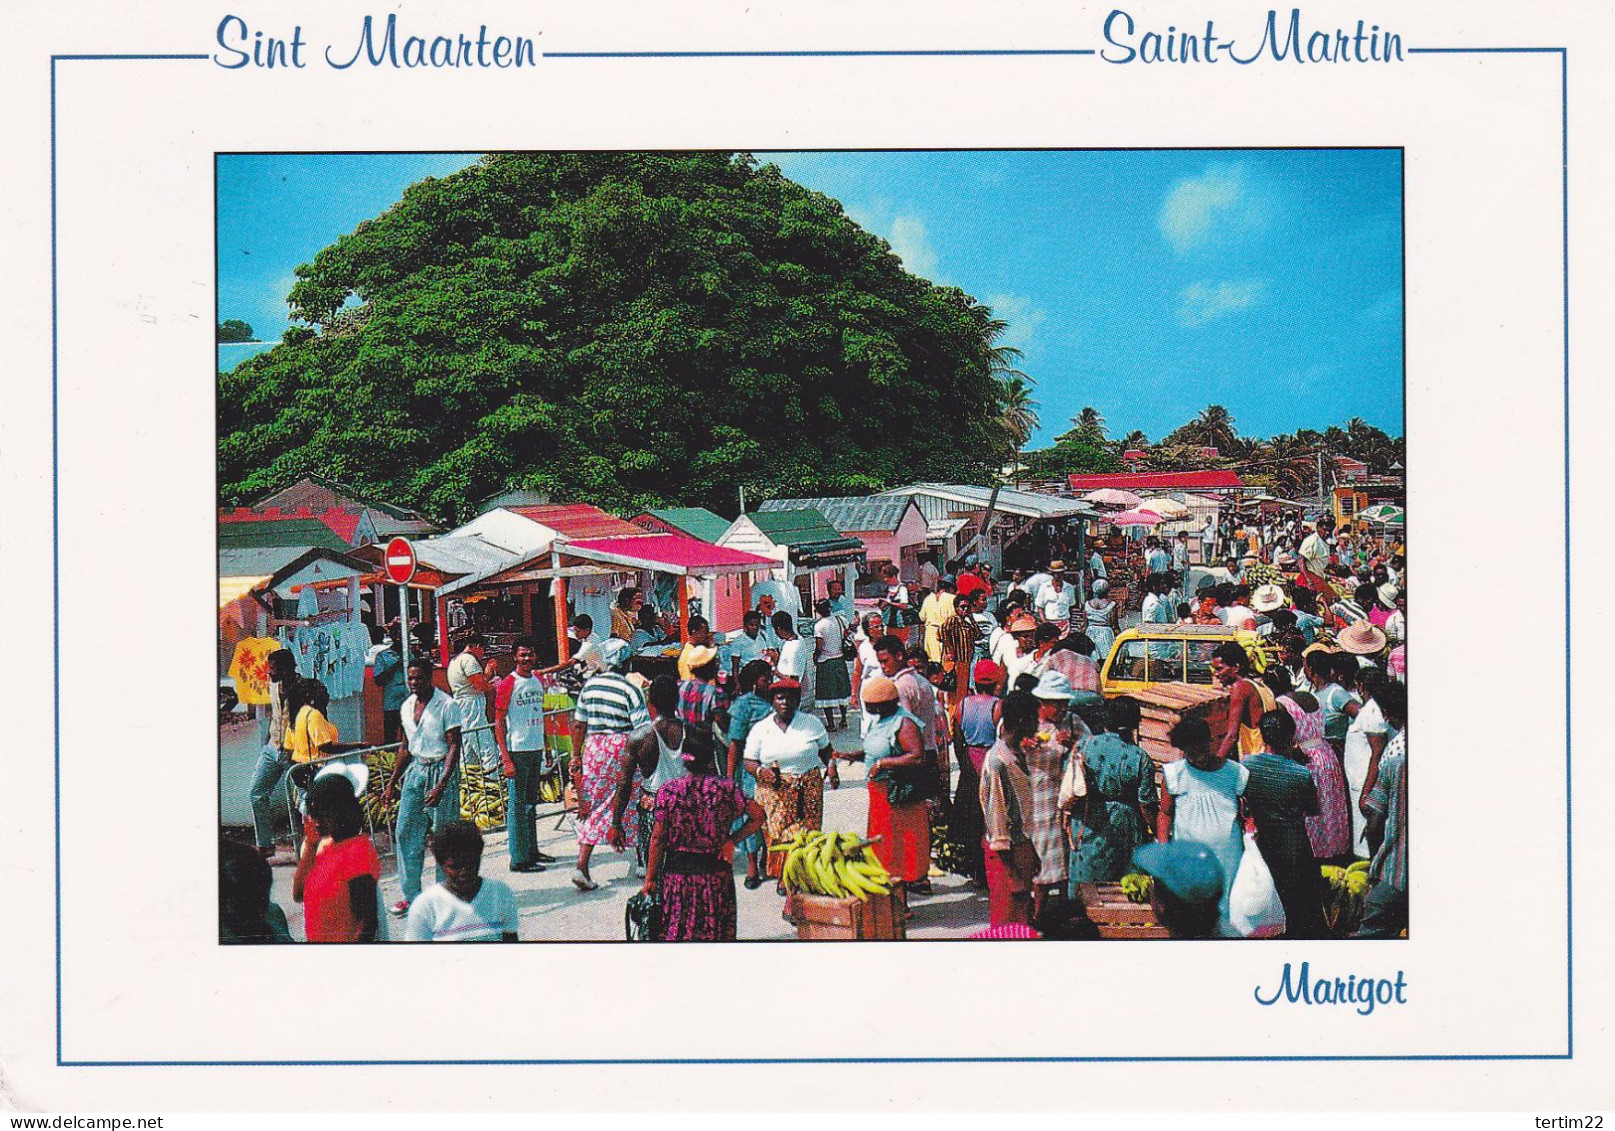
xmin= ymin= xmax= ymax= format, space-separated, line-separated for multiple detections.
xmin=215 ymin=148 xmax=1405 ymax=946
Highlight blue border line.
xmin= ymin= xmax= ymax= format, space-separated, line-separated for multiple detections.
xmin=545 ymin=49 xmax=1096 ymax=58
xmin=51 ymin=45 xmax=1570 ymax=1068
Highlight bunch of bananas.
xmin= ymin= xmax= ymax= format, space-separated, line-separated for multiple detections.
xmin=928 ymin=807 xmax=978 ymax=879
xmin=459 ymin=761 xmax=507 ymax=831
xmin=1119 ymin=872 xmax=1154 ymax=903
xmin=1320 ymin=860 xmax=1372 ymax=934
xmin=1241 ymin=561 xmax=1284 ymax=588
xmin=535 ymin=755 xmax=569 ymax=804
xmin=773 ymin=831 xmax=892 ymax=901
xmin=360 ymin=750 xmax=400 ymax=829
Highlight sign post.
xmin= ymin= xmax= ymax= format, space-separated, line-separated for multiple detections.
xmin=384 ymin=537 xmax=418 ymax=672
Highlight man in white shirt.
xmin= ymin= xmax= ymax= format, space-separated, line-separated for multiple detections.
xmin=1298 ymin=516 xmax=1336 ymax=594
xmin=1021 ymin=568 xmax=1053 ymax=607
xmin=404 ymin=821 xmax=519 ymax=942
xmin=727 ymin=608 xmax=772 ymax=680
xmin=382 ymin=657 xmax=463 ymax=916
xmin=1172 ymin=532 xmax=1193 ymax=601
xmin=1036 ymin=573 xmax=1077 ymax=631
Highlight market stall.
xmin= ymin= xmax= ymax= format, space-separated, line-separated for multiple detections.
xmin=218 ymin=545 xmax=373 ymax=829
xmin=718 ymin=508 xmax=866 ymax=618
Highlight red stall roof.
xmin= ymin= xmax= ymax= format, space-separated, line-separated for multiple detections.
xmin=564 ymin=533 xmax=779 ymax=576
xmin=506 ymin=503 xmax=651 ymax=541
xmin=218 ymin=505 xmax=366 ymax=543
xmin=1067 ymin=470 xmax=1245 ymax=493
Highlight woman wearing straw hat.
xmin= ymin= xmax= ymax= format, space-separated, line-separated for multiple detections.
xmin=1081 ymin=579 xmax=1119 ymax=668
xmin=859 ymin=675 xmax=934 ymax=894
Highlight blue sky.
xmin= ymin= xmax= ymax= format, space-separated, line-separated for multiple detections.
xmin=218 ymin=149 xmax=1402 ymax=445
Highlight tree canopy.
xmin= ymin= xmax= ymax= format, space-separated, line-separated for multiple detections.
xmin=218 ymin=153 xmax=1020 ymax=523
xmin=217 ymin=319 xmax=255 ymax=342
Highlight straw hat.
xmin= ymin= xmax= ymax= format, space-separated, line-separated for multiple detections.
xmin=861 ymin=676 xmax=899 ymax=705
xmin=1008 ymin=613 xmax=1039 ymax=634
xmin=1336 ymin=620 xmax=1388 ymax=656
xmin=1251 ymin=583 xmax=1287 ymax=613
xmin=1049 ymin=560 xmax=1067 ymax=572
xmin=1378 ymin=583 xmax=1401 ymax=607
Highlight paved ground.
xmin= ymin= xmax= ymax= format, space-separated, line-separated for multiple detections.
xmin=268 ymin=724 xmax=992 ymax=942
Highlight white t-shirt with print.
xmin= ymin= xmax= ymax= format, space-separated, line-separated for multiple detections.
xmin=403 ymin=879 xmax=518 ymax=942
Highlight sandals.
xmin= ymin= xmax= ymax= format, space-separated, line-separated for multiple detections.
xmin=571 ymin=870 xmax=599 ymax=892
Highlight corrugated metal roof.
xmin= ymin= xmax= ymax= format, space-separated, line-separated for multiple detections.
xmin=217 ymin=546 xmax=373 ymax=592
xmin=878 ymin=482 xmax=1093 ymax=519
xmin=636 ymin=507 xmax=733 ymax=544
xmin=218 ymin=517 xmax=350 ymax=552
xmin=403 ymin=535 xmax=520 ymax=577
xmin=219 ymin=545 xmax=317 ymax=578
xmin=506 ymin=503 xmax=651 ymax=541
xmin=1067 ymin=470 xmax=1245 ymax=492
xmin=747 ymin=509 xmax=851 ymax=547
xmin=254 ymin=475 xmax=436 ymax=524
xmin=566 ymin=534 xmax=780 ymax=575
xmin=757 ymin=496 xmax=921 ymax=534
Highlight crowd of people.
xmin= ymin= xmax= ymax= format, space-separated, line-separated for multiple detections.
xmin=223 ymin=510 xmax=1408 ymax=944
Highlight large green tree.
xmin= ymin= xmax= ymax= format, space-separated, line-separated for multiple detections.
xmin=219 ymin=153 xmax=1020 ymax=522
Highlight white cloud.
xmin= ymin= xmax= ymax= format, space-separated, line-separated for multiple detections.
xmin=887 ymin=214 xmax=940 ymax=280
xmin=1159 ymin=164 xmax=1257 ymax=253
xmin=1176 ymin=280 xmax=1266 ymax=327
xmin=984 ymin=292 xmax=1047 ymax=353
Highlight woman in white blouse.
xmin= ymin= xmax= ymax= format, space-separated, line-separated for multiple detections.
xmin=743 ymin=677 xmax=834 ymax=889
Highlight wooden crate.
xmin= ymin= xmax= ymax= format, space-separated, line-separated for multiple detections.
xmin=1125 ymin=682 xmax=1231 ymax=768
xmin=784 ymin=888 xmax=908 ymax=941
xmin=1076 ymin=883 xmax=1172 ymax=940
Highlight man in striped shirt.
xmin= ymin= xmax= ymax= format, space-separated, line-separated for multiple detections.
xmin=938 ymin=589 xmax=985 ymax=704
xmin=1355 ymin=684 xmax=1407 ymax=938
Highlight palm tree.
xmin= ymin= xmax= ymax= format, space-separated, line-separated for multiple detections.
xmin=1117 ymin=428 xmax=1149 ymax=453
xmin=1058 ymin=405 xmax=1108 ymax=445
xmin=977 ymin=372 xmax=1039 ymax=556
xmin=996 ymin=374 xmax=1040 ymax=452
xmin=1192 ymin=404 xmax=1238 ymax=452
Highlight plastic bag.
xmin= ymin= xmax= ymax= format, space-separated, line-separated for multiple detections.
xmin=1227 ymin=831 xmax=1287 ymax=938
xmin=625 ymin=890 xmax=662 ymax=942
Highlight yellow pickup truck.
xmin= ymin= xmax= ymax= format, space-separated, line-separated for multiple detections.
xmin=1099 ymin=624 xmax=1278 ymax=698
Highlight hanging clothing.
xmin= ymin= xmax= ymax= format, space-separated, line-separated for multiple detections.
xmin=228 ymin=638 xmax=284 ymax=706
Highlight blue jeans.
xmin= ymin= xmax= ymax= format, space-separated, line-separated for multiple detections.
xmin=248 ymin=744 xmax=292 ymax=849
xmin=1353 ymin=881 xmax=1408 ymax=938
xmin=505 ymin=750 xmax=543 ymax=868
xmin=395 ymin=759 xmax=462 ymax=903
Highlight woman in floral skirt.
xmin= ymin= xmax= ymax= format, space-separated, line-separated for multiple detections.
xmin=641 ymin=731 xmax=764 ymax=941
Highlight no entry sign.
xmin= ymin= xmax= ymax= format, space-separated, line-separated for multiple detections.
xmin=384 ymin=537 xmax=417 ymax=585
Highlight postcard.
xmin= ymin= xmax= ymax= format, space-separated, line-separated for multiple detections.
xmin=2 ymin=0 xmax=1610 ymax=1115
